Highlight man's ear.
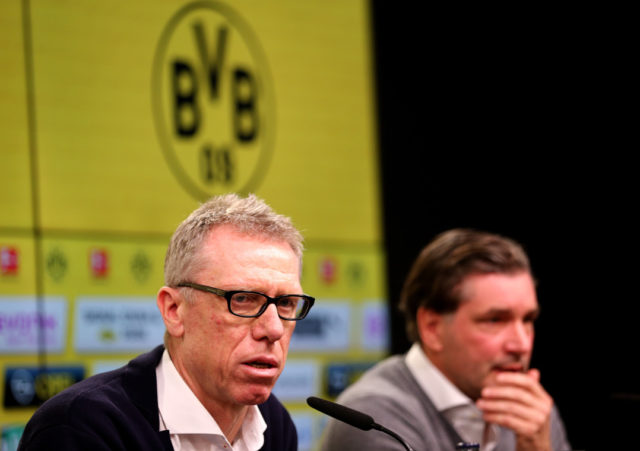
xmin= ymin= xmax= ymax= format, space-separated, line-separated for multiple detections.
xmin=416 ymin=307 xmax=445 ymax=352
xmin=157 ymin=286 xmax=185 ymax=338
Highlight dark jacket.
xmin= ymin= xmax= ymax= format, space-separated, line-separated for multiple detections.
xmin=18 ymin=345 xmax=297 ymax=450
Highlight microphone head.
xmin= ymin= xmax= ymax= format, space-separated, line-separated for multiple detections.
xmin=306 ymin=396 xmax=374 ymax=431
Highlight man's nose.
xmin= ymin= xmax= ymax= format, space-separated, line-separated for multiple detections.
xmin=505 ymin=320 xmax=534 ymax=354
xmin=252 ymin=303 xmax=285 ymax=342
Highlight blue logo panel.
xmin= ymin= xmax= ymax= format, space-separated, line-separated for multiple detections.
xmin=3 ymin=366 xmax=85 ymax=408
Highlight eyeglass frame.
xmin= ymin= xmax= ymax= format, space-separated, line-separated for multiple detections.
xmin=176 ymin=281 xmax=315 ymax=321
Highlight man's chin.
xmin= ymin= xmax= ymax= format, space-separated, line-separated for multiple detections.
xmin=236 ymin=385 xmax=273 ymax=405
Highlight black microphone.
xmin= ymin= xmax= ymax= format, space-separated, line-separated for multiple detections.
xmin=307 ymin=396 xmax=415 ymax=451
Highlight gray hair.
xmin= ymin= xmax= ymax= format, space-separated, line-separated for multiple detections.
xmin=164 ymin=193 xmax=303 ymax=286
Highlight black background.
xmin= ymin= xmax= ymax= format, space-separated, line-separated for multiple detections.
xmin=371 ymin=2 xmax=637 ymax=449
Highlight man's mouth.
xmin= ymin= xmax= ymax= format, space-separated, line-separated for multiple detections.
xmin=246 ymin=361 xmax=275 ymax=369
xmin=243 ymin=356 xmax=279 ymax=371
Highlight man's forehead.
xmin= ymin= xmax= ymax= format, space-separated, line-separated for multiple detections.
xmin=206 ymin=224 xmax=295 ymax=252
xmin=457 ymin=272 xmax=538 ymax=307
xmin=197 ymin=228 xmax=301 ymax=282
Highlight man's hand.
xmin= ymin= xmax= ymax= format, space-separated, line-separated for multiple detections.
xmin=476 ymin=369 xmax=553 ymax=451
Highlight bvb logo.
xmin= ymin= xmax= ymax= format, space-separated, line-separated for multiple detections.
xmin=152 ymin=1 xmax=274 ymax=200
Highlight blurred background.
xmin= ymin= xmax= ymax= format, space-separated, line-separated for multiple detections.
xmin=0 ymin=1 xmax=635 ymax=450
xmin=375 ymin=3 xmax=637 ymax=450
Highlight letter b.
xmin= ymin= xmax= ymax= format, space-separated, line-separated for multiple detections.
xmin=172 ymin=60 xmax=200 ymax=137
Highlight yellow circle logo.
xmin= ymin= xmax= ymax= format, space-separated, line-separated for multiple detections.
xmin=152 ymin=1 xmax=274 ymax=200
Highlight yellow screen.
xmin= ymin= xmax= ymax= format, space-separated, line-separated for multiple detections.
xmin=0 ymin=2 xmax=384 ymax=449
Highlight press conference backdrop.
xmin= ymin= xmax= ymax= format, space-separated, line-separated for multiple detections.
xmin=0 ymin=1 xmax=385 ymax=449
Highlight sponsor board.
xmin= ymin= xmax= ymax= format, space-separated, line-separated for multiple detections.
xmin=289 ymin=303 xmax=350 ymax=351
xmin=290 ymin=413 xmax=314 ymax=451
xmin=0 ymin=423 xmax=25 ymax=451
xmin=3 ymin=366 xmax=84 ymax=408
xmin=73 ymin=297 xmax=164 ymax=352
xmin=0 ymin=297 xmax=67 ymax=353
xmin=272 ymin=360 xmax=318 ymax=402
xmin=360 ymin=301 xmax=389 ymax=351
xmin=326 ymin=361 xmax=376 ymax=397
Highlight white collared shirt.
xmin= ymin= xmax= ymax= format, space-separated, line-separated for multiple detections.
xmin=405 ymin=343 xmax=497 ymax=451
xmin=156 ymin=349 xmax=267 ymax=451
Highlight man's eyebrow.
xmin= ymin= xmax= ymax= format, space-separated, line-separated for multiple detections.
xmin=478 ymin=308 xmax=513 ymax=317
xmin=526 ymin=307 xmax=541 ymax=319
xmin=479 ymin=307 xmax=540 ymax=317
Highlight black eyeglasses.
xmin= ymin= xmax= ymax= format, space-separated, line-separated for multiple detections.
xmin=176 ymin=282 xmax=315 ymax=321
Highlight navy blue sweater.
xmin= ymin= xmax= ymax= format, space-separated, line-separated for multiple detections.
xmin=18 ymin=345 xmax=297 ymax=450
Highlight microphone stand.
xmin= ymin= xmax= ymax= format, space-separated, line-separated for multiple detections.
xmin=372 ymin=423 xmax=415 ymax=451
xmin=307 ymin=396 xmax=415 ymax=451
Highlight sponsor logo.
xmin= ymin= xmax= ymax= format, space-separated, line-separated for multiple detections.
xmin=290 ymin=414 xmax=314 ymax=451
xmin=74 ymin=298 xmax=164 ymax=352
xmin=3 ymin=366 xmax=84 ymax=408
xmin=89 ymin=248 xmax=109 ymax=278
xmin=272 ymin=360 xmax=319 ymax=402
xmin=0 ymin=297 xmax=67 ymax=353
xmin=326 ymin=362 xmax=376 ymax=397
xmin=290 ymin=303 xmax=351 ymax=351
xmin=130 ymin=251 xmax=152 ymax=283
xmin=346 ymin=260 xmax=366 ymax=288
xmin=360 ymin=301 xmax=389 ymax=351
xmin=1 ymin=423 xmax=25 ymax=451
xmin=46 ymin=248 xmax=68 ymax=282
xmin=0 ymin=246 xmax=19 ymax=275
xmin=318 ymin=257 xmax=338 ymax=284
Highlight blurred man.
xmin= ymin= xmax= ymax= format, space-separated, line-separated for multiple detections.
xmin=19 ymin=193 xmax=314 ymax=450
xmin=321 ymin=228 xmax=570 ymax=451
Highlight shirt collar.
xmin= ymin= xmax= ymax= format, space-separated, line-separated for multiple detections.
xmin=405 ymin=344 xmax=498 ymax=450
xmin=405 ymin=342 xmax=472 ymax=411
xmin=156 ymin=349 xmax=267 ymax=448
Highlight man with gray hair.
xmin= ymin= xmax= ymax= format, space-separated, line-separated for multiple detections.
xmin=321 ymin=228 xmax=571 ymax=451
xmin=19 ymin=193 xmax=314 ymax=450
